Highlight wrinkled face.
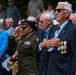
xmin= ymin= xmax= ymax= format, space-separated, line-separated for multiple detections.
xmin=55 ymin=4 xmax=69 ymax=24
xmin=38 ymin=14 xmax=51 ymax=31
xmin=5 ymin=19 xmax=12 ymax=28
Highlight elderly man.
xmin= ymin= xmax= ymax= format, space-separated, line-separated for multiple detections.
xmin=69 ymin=13 xmax=76 ymax=25
xmin=35 ymin=12 xmax=55 ymax=75
xmin=5 ymin=18 xmax=15 ymax=36
xmin=0 ymin=19 xmax=8 ymax=75
xmin=45 ymin=1 xmax=76 ymax=75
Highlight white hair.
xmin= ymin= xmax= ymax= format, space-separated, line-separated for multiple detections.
xmin=27 ymin=16 xmax=37 ymax=22
xmin=6 ymin=18 xmax=13 ymax=25
xmin=0 ymin=19 xmax=4 ymax=26
xmin=6 ymin=18 xmax=13 ymax=23
xmin=58 ymin=1 xmax=72 ymax=13
xmin=45 ymin=12 xmax=54 ymax=21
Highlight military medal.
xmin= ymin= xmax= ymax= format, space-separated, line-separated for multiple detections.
xmin=60 ymin=41 xmax=64 ymax=46
xmin=64 ymin=45 xmax=67 ymax=50
xmin=60 ymin=46 xmax=64 ymax=50
xmin=64 ymin=50 xmax=67 ymax=53
xmin=61 ymin=50 xmax=64 ymax=54
xmin=58 ymin=46 xmax=61 ymax=51
xmin=57 ymin=41 xmax=60 ymax=46
xmin=63 ymin=45 xmax=67 ymax=53
xmin=64 ymin=41 xmax=67 ymax=45
xmin=57 ymin=41 xmax=67 ymax=54
xmin=18 ymin=40 xmax=21 ymax=43
xmin=60 ymin=46 xmax=64 ymax=54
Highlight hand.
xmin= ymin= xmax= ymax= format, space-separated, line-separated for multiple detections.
xmin=45 ymin=38 xmax=60 ymax=48
xmin=40 ymin=39 xmax=47 ymax=48
xmin=12 ymin=51 xmax=18 ymax=59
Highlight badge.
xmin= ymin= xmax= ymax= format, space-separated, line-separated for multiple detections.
xmin=60 ymin=46 xmax=64 ymax=50
xmin=64 ymin=41 xmax=67 ymax=45
xmin=36 ymin=38 xmax=39 ymax=42
xmin=57 ymin=41 xmax=60 ymax=46
xmin=60 ymin=41 xmax=64 ymax=46
xmin=64 ymin=45 xmax=67 ymax=50
xmin=64 ymin=50 xmax=67 ymax=54
xmin=61 ymin=50 xmax=64 ymax=54
xmin=18 ymin=40 xmax=21 ymax=43
xmin=57 ymin=41 xmax=67 ymax=54
xmin=24 ymin=41 xmax=31 ymax=45
xmin=58 ymin=46 xmax=61 ymax=51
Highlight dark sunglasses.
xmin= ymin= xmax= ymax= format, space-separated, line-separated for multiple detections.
xmin=38 ymin=20 xmax=44 ymax=23
xmin=54 ymin=9 xmax=67 ymax=13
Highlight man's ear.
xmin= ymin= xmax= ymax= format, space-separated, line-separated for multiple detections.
xmin=47 ymin=20 xmax=52 ymax=25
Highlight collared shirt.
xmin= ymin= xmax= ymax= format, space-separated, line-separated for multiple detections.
xmin=5 ymin=27 xmax=14 ymax=36
xmin=48 ymin=20 xmax=69 ymax=52
xmin=44 ymin=25 xmax=52 ymax=38
xmin=54 ymin=20 xmax=69 ymax=37
xmin=39 ymin=25 xmax=52 ymax=51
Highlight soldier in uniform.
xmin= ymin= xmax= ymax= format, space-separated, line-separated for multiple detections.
xmin=12 ymin=18 xmax=39 ymax=75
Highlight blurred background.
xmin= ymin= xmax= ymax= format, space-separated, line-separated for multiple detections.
xmin=0 ymin=0 xmax=76 ymax=18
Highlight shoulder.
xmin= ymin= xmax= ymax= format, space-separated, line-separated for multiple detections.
xmin=31 ymin=32 xmax=38 ymax=38
xmin=3 ymin=31 xmax=8 ymax=35
xmin=68 ymin=21 xmax=76 ymax=29
xmin=13 ymin=5 xmax=19 ymax=10
xmin=10 ymin=27 xmax=15 ymax=30
xmin=30 ymin=32 xmax=38 ymax=42
xmin=1 ymin=31 xmax=8 ymax=37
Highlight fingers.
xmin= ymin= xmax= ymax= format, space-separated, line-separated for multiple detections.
xmin=45 ymin=38 xmax=60 ymax=48
xmin=40 ymin=39 xmax=47 ymax=48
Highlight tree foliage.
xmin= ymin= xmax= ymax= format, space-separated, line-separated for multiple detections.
xmin=0 ymin=0 xmax=76 ymax=18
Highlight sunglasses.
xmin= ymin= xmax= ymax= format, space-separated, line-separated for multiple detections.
xmin=54 ymin=9 xmax=67 ymax=13
xmin=38 ymin=20 xmax=44 ymax=23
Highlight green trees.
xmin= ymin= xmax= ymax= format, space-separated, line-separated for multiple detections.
xmin=0 ymin=0 xmax=76 ymax=18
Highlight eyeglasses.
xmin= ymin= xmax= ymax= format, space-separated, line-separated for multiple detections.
xmin=54 ymin=9 xmax=67 ymax=13
xmin=38 ymin=20 xmax=44 ymax=23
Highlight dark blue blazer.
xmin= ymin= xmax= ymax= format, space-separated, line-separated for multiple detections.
xmin=47 ymin=21 xmax=76 ymax=75
xmin=35 ymin=25 xmax=55 ymax=75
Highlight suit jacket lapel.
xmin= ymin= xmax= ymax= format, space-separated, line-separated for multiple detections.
xmin=48 ymin=25 xmax=56 ymax=39
xmin=51 ymin=26 xmax=57 ymax=38
xmin=51 ymin=21 xmax=71 ymax=38
xmin=57 ymin=21 xmax=71 ymax=38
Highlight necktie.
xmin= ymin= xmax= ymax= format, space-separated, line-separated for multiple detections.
xmin=56 ymin=26 xmax=60 ymax=34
